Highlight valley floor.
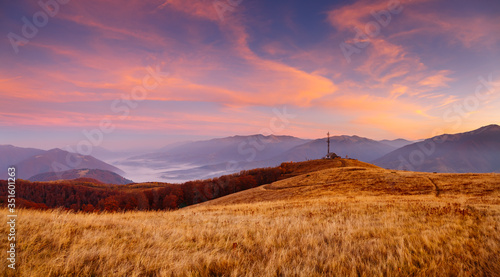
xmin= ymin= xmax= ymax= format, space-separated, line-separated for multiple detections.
xmin=2 ymin=164 xmax=500 ymax=276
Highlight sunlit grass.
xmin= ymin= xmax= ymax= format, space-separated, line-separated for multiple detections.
xmin=1 ymin=165 xmax=499 ymax=276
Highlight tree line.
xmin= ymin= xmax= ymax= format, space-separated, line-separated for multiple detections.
xmin=0 ymin=166 xmax=286 ymax=212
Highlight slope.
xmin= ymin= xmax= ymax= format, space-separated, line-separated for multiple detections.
xmin=0 ymin=145 xmax=45 ymax=179
xmin=373 ymin=124 xmax=500 ymax=173
xmin=198 ymin=160 xmax=500 ymax=206
xmin=13 ymin=148 xmax=125 ymax=179
xmin=29 ymin=168 xmax=133 ymax=185
xmin=6 ymin=160 xmax=500 ymax=276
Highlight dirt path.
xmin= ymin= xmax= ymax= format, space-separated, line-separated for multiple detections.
xmin=427 ymin=177 xmax=440 ymax=197
xmin=340 ymin=159 xmax=347 ymax=167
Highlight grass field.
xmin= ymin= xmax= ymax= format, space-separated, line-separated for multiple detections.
xmin=2 ymin=160 xmax=500 ymax=276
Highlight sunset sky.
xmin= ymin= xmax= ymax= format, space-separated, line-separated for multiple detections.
xmin=1 ymin=0 xmax=499 ymax=150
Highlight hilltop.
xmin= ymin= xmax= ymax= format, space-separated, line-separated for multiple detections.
xmin=29 ymin=168 xmax=133 ymax=185
xmin=199 ymin=160 xmax=500 ymax=206
xmin=2 ymin=158 xmax=499 ymax=276
xmin=0 ymin=147 xmax=125 ymax=180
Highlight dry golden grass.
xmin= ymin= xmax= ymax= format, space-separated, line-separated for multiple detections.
xmin=2 ymin=161 xmax=500 ymax=276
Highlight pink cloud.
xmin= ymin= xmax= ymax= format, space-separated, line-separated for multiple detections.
xmin=2 ymin=0 xmax=498 ymax=142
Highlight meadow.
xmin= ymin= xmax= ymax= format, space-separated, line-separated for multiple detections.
xmin=1 ymin=161 xmax=500 ymax=276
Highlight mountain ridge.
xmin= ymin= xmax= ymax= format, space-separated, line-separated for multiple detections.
xmin=29 ymin=168 xmax=133 ymax=185
xmin=373 ymin=124 xmax=500 ymax=173
xmin=0 ymin=147 xmax=125 ymax=180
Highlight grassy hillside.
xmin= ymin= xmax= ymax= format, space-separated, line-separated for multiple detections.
xmin=28 ymin=168 xmax=133 ymax=185
xmin=1 ymin=160 xmax=500 ymax=276
xmin=0 ymin=159 xmax=365 ymax=212
xmin=200 ymin=163 xmax=500 ymax=206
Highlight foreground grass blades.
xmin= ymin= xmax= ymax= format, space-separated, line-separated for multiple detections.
xmin=1 ymin=165 xmax=499 ymax=276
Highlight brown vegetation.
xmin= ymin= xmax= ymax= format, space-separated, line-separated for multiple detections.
xmin=1 ymin=159 xmax=500 ymax=276
xmin=0 ymin=167 xmax=283 ymax=211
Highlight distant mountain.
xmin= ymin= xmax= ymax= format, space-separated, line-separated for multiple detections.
xmin=153 ymin=135 xmax=397 ymax=182
xmin=7 ymin=148 xmax=125 ymax=180
xmin=64 ymin=145 xmax=144 ymax=161
xmin=72 ymin=146 xmax=119 ymax=160
xmin=276 ymin=135 xmax=397 ymax=163
xmin=0 ymin=145 xmax=45 ymax=172
xmin=117 ymin=134 xmax=404 ymax=182
xmin=373 ymin=124 xmax=500 ymax=173
xmin=158 ymin=141 xmax=193 ymax=152
xmin=29 ymin=168 xmax=133 ymax=185
xmin=379 ymin=138 xmax=414 ymax=149
xmin=122 ymin=135 xmax=310 ymax=167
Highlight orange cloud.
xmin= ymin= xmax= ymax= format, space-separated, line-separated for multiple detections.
xmin=405 ymin=10 xmax=500 ymax=49
xmin=3 ymin=0 xmax=498 ymax=142
xmin=156 ymin=0 xmax=221 ymax=21
xmin=418 ymin=70 xmax=454 ymax=88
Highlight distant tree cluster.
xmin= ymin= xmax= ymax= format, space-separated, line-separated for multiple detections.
xmin=0 ymin=167 xmax=282 ymax=212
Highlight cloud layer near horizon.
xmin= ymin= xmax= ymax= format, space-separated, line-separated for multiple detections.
xmin=1 ymin=0 xmax=499 ymax=149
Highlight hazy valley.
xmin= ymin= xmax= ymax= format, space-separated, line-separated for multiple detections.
xmin=2 ymin=125 xmax=499 ymax=184
xmin=2 ymin=125 xmax=500 ymax=276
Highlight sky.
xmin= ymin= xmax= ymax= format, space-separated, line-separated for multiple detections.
xmin=1 ymin=0 xmax=500 ymax=151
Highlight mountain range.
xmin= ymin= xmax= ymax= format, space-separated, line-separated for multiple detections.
xmin=118 ymin=134 xmax=412 ymax=181
xmin=1 ymin=124 xmax=499 ymax=182
xmin=0 ymin=147 xmax=125 ymax=181
xmin=0 ymin=145 xmax=45 ymax=172
xmin=274 ymin=135 xmax=402 ymax=162
xmin=373 ymin=124 xmax=500 ymax=173
xmin=122 ymin=135 xmax=310 ymax=167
